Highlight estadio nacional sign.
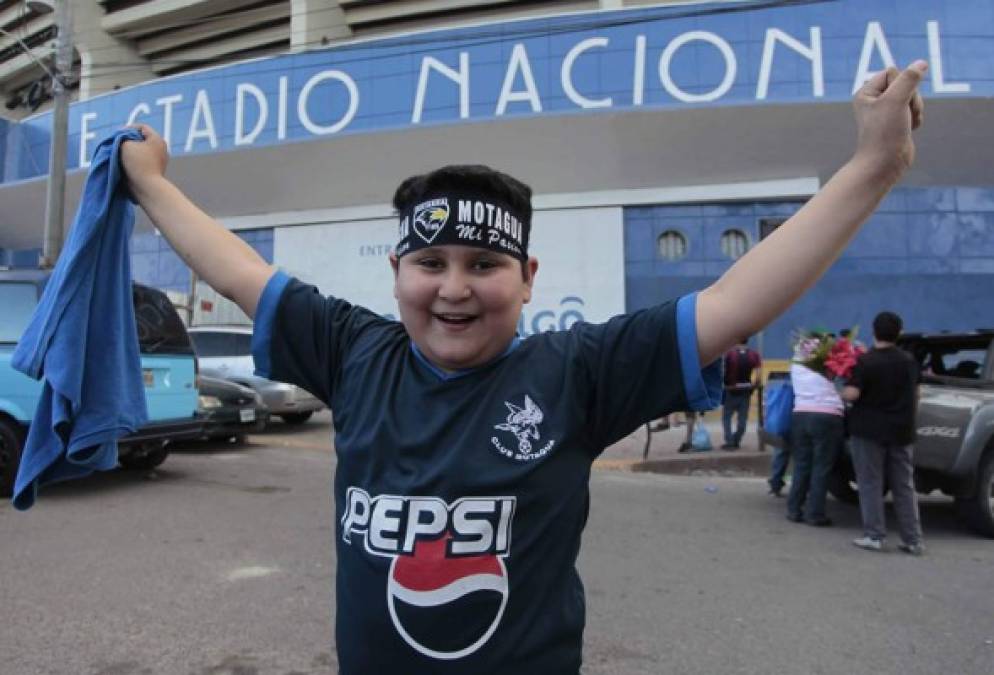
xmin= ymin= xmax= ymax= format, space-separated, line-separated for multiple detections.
xmin=4 ymin=0 xmax=988 ymax=180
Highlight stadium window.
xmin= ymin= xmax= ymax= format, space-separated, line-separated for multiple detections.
xmin=657 ymin=230 xmax=688 ymax=261
xmin=758 ymin=217 xmax=789 ymax=240
xmin=719 ymin=229 xmax=750 ymax=260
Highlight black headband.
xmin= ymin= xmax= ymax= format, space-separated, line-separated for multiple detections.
xmin=395 ymin=193 xmax=530 ymax=261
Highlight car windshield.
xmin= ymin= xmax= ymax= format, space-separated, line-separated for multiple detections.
xmin=903 ymin=337 xmax=991 ymax=381
xmin=133 ymin=285 xmax=194 ymax=354
xmin=0 ymin=282 xmax=38 ymax=343
xmin=190 ymin=331 xmax=252 ymax=357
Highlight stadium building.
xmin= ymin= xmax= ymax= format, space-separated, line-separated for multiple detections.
xmin=1 ymin=0 xmax=992 ymax=357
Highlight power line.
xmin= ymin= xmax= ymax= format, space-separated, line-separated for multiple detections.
xmin=0 ymin=24 xmax=59 ymax=82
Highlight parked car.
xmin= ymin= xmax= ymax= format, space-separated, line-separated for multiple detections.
xmin=196 ymin=374 xmax=269 ymax=443
xmin=762 ymin=330 xmax=994 ymax=538
xmin=0 ymin=270 xmax=202 ymax=497
xmin=188 ymin=325 xmax=325 ymax=425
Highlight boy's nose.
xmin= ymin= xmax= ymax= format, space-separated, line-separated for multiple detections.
xmin=437 ymin=270 xmax=471 ymax=301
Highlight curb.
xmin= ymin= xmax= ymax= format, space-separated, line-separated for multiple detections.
xmin=595 ymin=452 xmax=772 ymax=477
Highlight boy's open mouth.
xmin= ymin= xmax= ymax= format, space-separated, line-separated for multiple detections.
xmin=433 ymin=312 xmax=478 ymax=326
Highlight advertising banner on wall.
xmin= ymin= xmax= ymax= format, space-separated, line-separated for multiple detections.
xmin=273 ymin=207 xmax=625 ymax=335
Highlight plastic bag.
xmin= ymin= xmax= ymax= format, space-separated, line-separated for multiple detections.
xmin=764 ymin=380 xmax=794 ymax=437
xmin=691 ymin=422 xmax=713 ymax=451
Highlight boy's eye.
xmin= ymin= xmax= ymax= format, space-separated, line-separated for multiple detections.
xmin=471 ymin=258 xmax=500 ymax=271
xmin=415 ymin=257 xmax=443 ymax=270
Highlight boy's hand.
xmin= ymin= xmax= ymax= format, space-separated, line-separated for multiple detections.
xmin=852 ymin=60 xmax=927 ymax=182
xmin=121 ymin=124 xmax=169 ymax=197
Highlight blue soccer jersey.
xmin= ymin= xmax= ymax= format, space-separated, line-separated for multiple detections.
xmin=252 ymin=271 xmax=720 ymax=674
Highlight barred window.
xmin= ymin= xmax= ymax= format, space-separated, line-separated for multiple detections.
xmin=657 ymin=230 xmax=688 ymax=261
xmin=720 ymin=229 xmax=750 ymax=260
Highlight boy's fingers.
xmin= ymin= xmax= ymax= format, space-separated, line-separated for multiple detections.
xmin=859 ymin=68 xmax=891 ymax=97
xmin=910 ymin=90 xmax=925 ymax=130
xmin=885 ymin=66 xmax=900 ymax=87
xmin=884 ymin=60 xmax=928 ymax=102
xmin=124 ymin=123 xmax=157 ymax=140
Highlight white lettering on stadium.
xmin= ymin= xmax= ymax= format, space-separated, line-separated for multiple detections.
xmin=76 ymin=20 xmax=967 ymax=166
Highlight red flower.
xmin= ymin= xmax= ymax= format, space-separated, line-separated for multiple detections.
xmin=824 ymin=338 xmax=866 ymax=379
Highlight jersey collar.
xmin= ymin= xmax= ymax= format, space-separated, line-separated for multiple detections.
xmin=409 ymin=337 xmax=522 ymax=381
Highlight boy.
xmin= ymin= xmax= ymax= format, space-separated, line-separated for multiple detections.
xmin=121 ymin=62 xmax=927 ymax=673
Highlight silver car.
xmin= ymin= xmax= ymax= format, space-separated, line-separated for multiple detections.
xmin=188 ymin=325 xmax=325 ymax=425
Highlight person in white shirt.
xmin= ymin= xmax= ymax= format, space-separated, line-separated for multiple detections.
xmin=786 ymin=353 xmax=845 ymax=526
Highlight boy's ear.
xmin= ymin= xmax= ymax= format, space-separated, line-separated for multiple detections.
xmin=389 ymin=253 xmax=400 ymax=299
xmin=522 ymin=257 xmax=539 ymax=304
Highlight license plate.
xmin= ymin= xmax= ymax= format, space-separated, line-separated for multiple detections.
xmin=239 ymin=408 xmax=256 ymax=423
xmin=142 ymin=369 xmax=154 ymax=388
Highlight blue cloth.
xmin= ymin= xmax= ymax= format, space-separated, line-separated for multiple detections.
xmin=11 ymin=129 xmax=148 ymax=510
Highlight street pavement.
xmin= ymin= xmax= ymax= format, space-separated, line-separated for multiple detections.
xmin=1 ymin=412 xmax=991 ymax=675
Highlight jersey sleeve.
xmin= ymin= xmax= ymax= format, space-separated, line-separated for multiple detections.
xmin=250 ymin=271 xmax=386 ymax=404
xmin=576 ymin=292 xmax=723 ymax=448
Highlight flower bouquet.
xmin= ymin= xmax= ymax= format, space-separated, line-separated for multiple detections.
xmin=792 ymin=328 xmax=865 ymax=380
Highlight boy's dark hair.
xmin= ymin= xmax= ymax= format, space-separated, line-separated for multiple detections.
xmin=873 ymin=311 xmax=903 ymax=342
xmin=392 ymin=165 xmax=534 ymax=279
xmin=392 ymin=164 xmax=532 ymax=220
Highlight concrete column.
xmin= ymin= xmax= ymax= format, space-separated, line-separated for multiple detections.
xmin=291 ymin=0 xmax=352 ymax=52
xmin=74 ymin=0 xmax=155 ymax=99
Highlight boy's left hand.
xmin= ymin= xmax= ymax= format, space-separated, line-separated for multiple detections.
xmin=852 ymin=60 xmax=927 ymax=182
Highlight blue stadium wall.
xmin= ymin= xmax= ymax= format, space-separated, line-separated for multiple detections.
xmin=2 ymin=0 xmax=993 ymax=351
xmin=625 ymin=186 xmax=994 ymax=358
xmin=129 ymin=230 xmax=274 ymax=292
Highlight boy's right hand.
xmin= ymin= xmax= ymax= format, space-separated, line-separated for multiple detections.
xmin=121 ymin=124 xmax=169 ymax=196
xmin=851 ymin=61 xmax=926 ymax=184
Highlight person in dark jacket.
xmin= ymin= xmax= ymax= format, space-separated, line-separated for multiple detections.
xmin=842 ymin=311 xmax=924 ymax=555
xmin=721 ymin=337 xmax=761 ymax=449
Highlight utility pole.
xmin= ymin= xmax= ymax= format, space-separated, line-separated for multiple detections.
xmin=39 ymin=0 xmax=72 ymax=269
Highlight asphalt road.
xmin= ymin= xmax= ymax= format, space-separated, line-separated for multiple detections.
xmin=1 ymin=415 xmax=992 ymax=675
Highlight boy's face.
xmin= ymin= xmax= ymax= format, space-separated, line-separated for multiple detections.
xmin=390 ymin=246 xmax=539 ymax=372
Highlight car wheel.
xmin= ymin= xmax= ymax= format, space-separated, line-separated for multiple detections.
xmin=280 ymin=412 xmax=313 ymax=425
xmin=959 ymin=450 xmax=994 ymax=538
xmin=119 ymin=441 xmax=169 ymax=470
xmin=0 ymin=417 xmax=24 ymax=498
xmin=827 ymin=455 xmax=859 ymax=505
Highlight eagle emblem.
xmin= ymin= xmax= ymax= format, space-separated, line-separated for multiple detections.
xmin=413 ymin=199 xmax=450 ymax=244
xmin=494 ymin=395 xmax=544 ymax=455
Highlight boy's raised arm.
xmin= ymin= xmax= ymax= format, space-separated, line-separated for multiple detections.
xmin=121 ymin=124 xmax=274 ymax=319
xmin=694 ymin=61 xmax=928 ymax=366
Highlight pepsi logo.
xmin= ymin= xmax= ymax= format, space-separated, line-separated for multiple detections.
xmin=387 ymin=534 xmax=508 ymax=660
xmin=341 ymin=488 xmax=516 ymax=660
